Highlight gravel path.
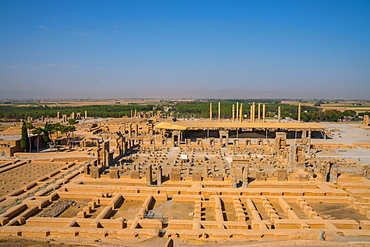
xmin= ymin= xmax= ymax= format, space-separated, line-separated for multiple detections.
xmin=38 ymin=200 xmax=76 ymax=217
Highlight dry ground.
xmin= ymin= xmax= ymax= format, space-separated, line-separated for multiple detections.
xmin=1 ymin=236 xmax=370 ymax=247
xmin=0 ymin=99 xmax=177 ymax=107
xmin=310 ymin=202 xmax=368 ymax=222
xmin=0 ymin=162 xmax=67 ymax=197
xmin=282 ymin=100 xmax=370 ymax=112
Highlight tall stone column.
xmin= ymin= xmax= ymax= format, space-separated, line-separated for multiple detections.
xmin=298 ymin=103 xmax=301 ymax=123
xmin=122 ymin=123 xmax=126 ymax=135
xmin=128 ymin=124 xmax=132 ymax=137
xmin=218 ymin=102 xmax=221 ymax=121
xmin=232 ymin=104 xmax=235 ymax=122
xmin=242 ymin=165 xmax=249 ymax=188
xmin=236 ymin=102 xmax=239 ymax=121
xmin=85 ymin=111 xmax=88 ymax=119
xmin=278 ymin=106 xmax=281 ymax=123
xmin=289 ymin=144 xmax=297 ymax=171
xmin=329 ymin=163 xmax=338 ymax=183
xmin=135 ymin=124 xmax=139 ymax=136
xmin=250 ymin=105 xmax=253 ymax=122
xmin=253 ymin=102 xmax=256 ymax=123
xmin=307 ymin=129 xmax=312 ymax=155
xmin=146 ymin=165 xmax=153 ymax=186
xmin=157 ymin=165 xmax=162 ymax=186
xmin=232 ymin=167 xmax=238 ymax=188
xmin=239 ymin=103 xmax=243 ymax=122
xmin=210 ymin=103 xmax=213 ymax=120
xmin=262 ymin=104 xmax=266 ymax=123
xmin=258 ymin=103 xmax=261 ymax=122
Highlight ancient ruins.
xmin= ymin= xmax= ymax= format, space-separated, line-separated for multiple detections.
xmin=0 ymin=103 xmax=370 ymax=245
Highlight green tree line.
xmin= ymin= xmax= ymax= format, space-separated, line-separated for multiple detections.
xmin=0 ymin=104 xmax=156 ymax=120
xmin=0 ymin=101 xmax=368 ymax=122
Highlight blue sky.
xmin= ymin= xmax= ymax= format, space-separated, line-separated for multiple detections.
xmin=0 ymin=0 xmax=369 ymax=99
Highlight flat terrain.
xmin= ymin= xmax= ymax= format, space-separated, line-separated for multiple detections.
xmin=310 ymin=203 xmax=368 ymax=222
xmin=281 ymin=100 xmax=370 ymax=112
xmin=319 ymin=101 xmax=370 ymax=112
xmin=152 ymin=200 xmax=194 ymax=220
xmin=112 ymin=200 xmax=144 ymax=220
xmin=0 ymin=99 xmax=171 ymax=107
xmin=0 ymin=162 xmax=66 ymax=197
xmin=312 ymin=123 xmax=370 ymax=164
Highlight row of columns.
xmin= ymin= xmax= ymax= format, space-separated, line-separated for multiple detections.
xmin=210 ymin=102 xmax=266 ymax=122
xmin=209 ymin=102 xmax=302 ymax=123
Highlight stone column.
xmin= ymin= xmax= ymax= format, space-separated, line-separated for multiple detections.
xmin=135 ymin=124 xmax=139 ymax=137
xmin=157 ymin=165 xmax=162 ymax=186
xmin=239 ymin=103 xmax=243 ymax=122
xmin=122 ymin=123 xmax=126 ymax=135
xmin=236 ymin=102 xmax=239 ymax=121
xmin=130 ymin=110 xmax=133 ymax=118
xmin=232 ymin=104 xmax=235 ymax=122
xmin=103 ymin=141 xmax=110 ymax=167
xmin=210 ymin=103 xmax=212 ymax=121
xmin=329 ymin=163 xmax=338 ymax=183
xmin=307 ymin=129 xmax=311 ymax=155
xmin=57 ymin=112 xmax=60 ymax=119
xmin=262 ymin=104 xmax=266 ymax=123
xmin=278 ymin=106 xmax=281 ymax=123
xmin=298 ymin=103 xmax=301 ymax=123
xmin=242 ymin=165 xmax=249 ymax=188
xmin=232 ymin=167 xmax=238 ymax=188
xmin=258 ymin=103 xmax=261 ymax=122
xmin=288 ymin=144 xmax=297 ymax=171
xmin=128 ymin=124 xmax=132 ymax=137
xmin=252 ymin=102 xmax=256 ymax=123
xmin=85 ymin=111 xmax=88 ymax=119
xmin=250 ymin=105 xmax=253 ymax=122
xmin=302 ymin=130 xmax=307 ymax=140
xmin=146 ymin=165 xmax=153 ymax=185
xmin=218 ymin=102 xmax=221 ymax=121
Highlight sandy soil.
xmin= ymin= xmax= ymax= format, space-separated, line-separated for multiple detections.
xmin=152 ymin=200 xmax=194 ymax=221
xmin=310 ymin=202 xmax=368 ymax=222
xmin=1 ymin=236 xmax=370 ymax=247
xmin=0 ymin=162 xmax=67 ymax=197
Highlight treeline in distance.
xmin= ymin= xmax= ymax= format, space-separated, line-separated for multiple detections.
xmin=0 ymin=100 xmax=368 ymax=122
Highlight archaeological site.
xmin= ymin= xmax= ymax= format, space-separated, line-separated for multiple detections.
xmin=0 ymin=102 xmax=370 ymax=246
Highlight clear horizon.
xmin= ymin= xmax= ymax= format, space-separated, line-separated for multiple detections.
xmin=1 ymin=0 xmax=369 ymax=100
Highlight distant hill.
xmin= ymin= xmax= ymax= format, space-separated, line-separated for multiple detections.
xmin=136 ymin=89 xmax=300 ymax=99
